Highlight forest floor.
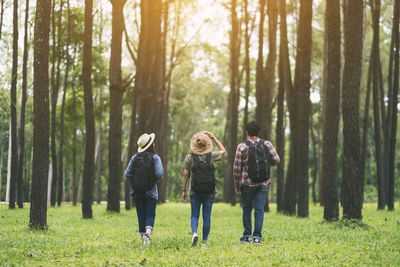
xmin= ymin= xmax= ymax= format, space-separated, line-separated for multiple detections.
xmin=0 ymin=202 xmax=399 ymax=266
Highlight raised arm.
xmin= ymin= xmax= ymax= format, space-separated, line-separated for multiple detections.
xmin=205 ymin=132 xmax=226 ymax=156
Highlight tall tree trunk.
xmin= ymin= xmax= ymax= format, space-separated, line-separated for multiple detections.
xmin=292 ymin=0 xmax=312 ymax=218
xmin=342 ymin=0 xmax=364 ymax=220
xmin=16 ymin=0 xmax=30 ymax=209
xmin=107 ymin=0 xmax=126 ymax=213
xmin=95 ymin=121 xmax=104 ymax=204
xmin=310 ymin=111 xmax=318 ymax=204
xmin=30 ymin=0 xmax=51 ymax=229
xmin=82 ymin=0 xmax=95 ymax=219
xmin=71 ymin=86 xmax=77 ymax=206
xmin=9 ymin=0 xmax=19 ymax=210
xmin=361 ymin=56 xmax=372 ymax=204
xmin=321 ymin=0 xmax=341 ymax=221
xmin=0 ymin=149 xmax=3 ymax=201
xmin=370 ymin=0 xmax=385 ymax=210
xmin=277 ymin=0 xmax=291 ymax=213
xmin=57 ymin=0 xmax=70 ymax=206
xmin=387 ymin=0 xmax=400 ymax=211
xmin=255 ymin=0 xmax=277 ymax=141
xmin=50 ymin=0 xmax=58 ymax=207
xmin=223 ymin=0 xmax=239 ymax=205
xmin=242 ymin=0 xmax=250 ymax=141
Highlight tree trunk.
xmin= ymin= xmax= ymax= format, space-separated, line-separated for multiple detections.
xmin=71 ymin=85 xmax=77 ymax=206
xmin=369 ymin=0 xmax=385 ymax=210
xmin=95 ymin=121 xmax=104 ymax=204
xmin=58 ymin=0 xmax=70 ymax=206
xmin=341 ymin=0 xmax=364 ymax=220
xmin=0 ymin=149 xmax=3 ymax=201
xmin=242 ymin=0 xmax=250 ymax=141
xmin=30 ymin=0 xmax=51 ymax=229
xmin=255 ymin=0 xmax=277 ymax=141
xmin=310 ymin=111 xmax=318 ymax=204
xmin=387 ymin=0 xmax=400 ymax=211
xmin=223 ymin=0 xmax=240 ymax=205
xmin=292 ymin=0 xmax=312 ymax=218
xmin=16 ymin=0 xmax=30 ymax=209
xmin=50 ymin=0 xmax=58 ymax=207
xmin=321 ymin=0 xmax=341 ymax=221
xmin=278 ymin=0 xmax=291 ymax=214
xmin=107 ymin=0 xmax=126 ymax=213
xmin=82 ymin=0 xmax=95 ymax=219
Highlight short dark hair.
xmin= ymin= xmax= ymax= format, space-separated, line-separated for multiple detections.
xmin=246 ymin=121 xmax=261 ymax=137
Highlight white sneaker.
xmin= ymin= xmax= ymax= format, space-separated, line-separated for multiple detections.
xmin=142 ymin=233 xmax=150 ymax=247
xmin=191 ymin=235 xmax=199 ymax=247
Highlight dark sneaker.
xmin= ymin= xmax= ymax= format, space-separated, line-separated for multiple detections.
xmin=191 ymin=235 xmax=199 ymax=247
xmin=253 ymin=236 xmax=261 ymax=244
xmin=240 ymin=236 xmax=252 ymax=244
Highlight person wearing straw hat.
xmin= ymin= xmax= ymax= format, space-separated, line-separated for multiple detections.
xmin=181 ymin=131 xmax=226 ymax=247
xmin=125 ymin=133 xmax=163 ymax=247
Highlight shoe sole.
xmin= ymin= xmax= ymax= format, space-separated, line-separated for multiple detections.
xmin=191 ymin=236 xmax=199 ymax=247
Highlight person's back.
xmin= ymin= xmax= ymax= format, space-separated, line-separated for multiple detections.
xmin=233 ymin=121 xmax=280 ymax=244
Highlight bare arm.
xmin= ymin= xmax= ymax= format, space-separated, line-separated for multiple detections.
xmin=182 ymin=169 xmax=189 ymax=202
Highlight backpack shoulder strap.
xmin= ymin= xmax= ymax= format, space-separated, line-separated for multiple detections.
xmin=205 ymin=152 xmax=212 ymax=164
xmin=245 ymin=140 xmax=253 ymax=147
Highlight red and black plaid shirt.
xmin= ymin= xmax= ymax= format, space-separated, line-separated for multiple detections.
xmin=233 ymin=136 xmax=280 ymax=186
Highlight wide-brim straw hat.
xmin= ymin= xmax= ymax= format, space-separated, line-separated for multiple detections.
xmin=190 ymin=131 xmax=213 ymax=155
xmin=137 ymin=133 xmax=155 ymax=153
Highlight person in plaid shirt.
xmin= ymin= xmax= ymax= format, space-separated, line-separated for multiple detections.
xmin=233 ymin=121 xmax=280 ymax=244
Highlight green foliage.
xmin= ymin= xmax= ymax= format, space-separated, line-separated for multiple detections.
xmin=0 ymin=203 xmax=399 ymax=266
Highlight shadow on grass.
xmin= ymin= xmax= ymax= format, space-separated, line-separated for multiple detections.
xmin=322 ymin=218 xmax=370 ymax=230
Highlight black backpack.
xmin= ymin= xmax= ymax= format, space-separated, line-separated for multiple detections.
xmin=129 ymin=152 xmax=156 ymax=193
xmin=245 ymin=139 xmax=270 ymax=182
xmin=191 ymin=153 xmax=216 ymax=194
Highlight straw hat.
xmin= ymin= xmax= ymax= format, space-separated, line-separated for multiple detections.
xmin=190 ymin=131 xmax=213 ymax=155
xmin=137 ymin=133 xmax=155 ymax=153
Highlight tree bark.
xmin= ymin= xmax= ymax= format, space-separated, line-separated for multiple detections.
xmin=387 ymin=0 xmax=400 ymax=211
xmin=57 ymin=0 xmax=70 ymax=206
xmin=321 ymin=0 xmax=341 ymax=221
xmin=0 ymin=0 xmax=4 ymax=40
xmin=16 ymin=0 xmax=30 ymax=209
xmin=82 ymin=0 xmax=95 ymax=219
xmin=9 ymin=0 xmax=19 ymax=209
xmin=30 ymin=0 xmax=51 ymax=229
xmin=242 ymin=0 xmax=250 ymax=141
xmin=223 ymin=0 xmax=240 ymax=205
xmin=292 ymin=0 xmax=312 ymax=218
xmin=342 ymin=0 xmax=364 ymax=220
xmin=71 ymin=83 xmax=77 ymax=206
xmin=107 ymin=0 xmax=126 ymax=213
xmin=277 ymin=0 xmax=291 ymax=213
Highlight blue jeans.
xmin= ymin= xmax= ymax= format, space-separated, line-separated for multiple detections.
xmin=190 ymin=193 xmax=215 ymax=241
xmin=241 ymin=185 xmax=268 ymax=238
xmin=133 ymin=191 xmax=157 ymax=235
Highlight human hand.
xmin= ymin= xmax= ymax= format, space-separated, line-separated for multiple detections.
xmin=182 ymin=191 xmax=187 ymax=202
xmin=235 ymin=184 xmax=241 ymax=194
xmin=266 ymin=179 xmax=272 ymax=185
xmin=204 ymin=131 xmax=215 ymax=140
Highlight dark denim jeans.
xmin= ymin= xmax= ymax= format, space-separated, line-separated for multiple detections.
xmin=190 ymin=193 xmax=215 ymax=241
xmin=241 ymin=184 xmax=268 ymax=238
xmin=133 ymin=191 xmax=157 ymax=234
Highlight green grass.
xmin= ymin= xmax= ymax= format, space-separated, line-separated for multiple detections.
xmin=0 ymin=203 xmax=399 ymax=266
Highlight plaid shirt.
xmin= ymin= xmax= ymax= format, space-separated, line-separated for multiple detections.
xmin=233 ymin=136 xmax=280 ymax=186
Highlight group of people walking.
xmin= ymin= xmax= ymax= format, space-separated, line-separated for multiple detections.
xmin=124 ymin=121 xmax=280 ymax=247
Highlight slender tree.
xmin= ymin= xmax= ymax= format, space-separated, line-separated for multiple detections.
xmin=387 ymin=0 xmax=399 ymax=210
xmin=292 ymin=0 xmax=312 ymax=218
xmin=276 ymin=0 xmax=291 ymax=213
xmin=342 ymin=0 xmax=364 ymax=219
xmin=321 ymin=0 xmax=341 ymax=221
xmin=82 ymin=0 xmax=95 ymax=219
xmin=242 ymin=0 xmax=250 ymax=140
xmin=58 ymin=0 xmax=71 ymax=206
xmin=30 ymin=0 xmax=51 ymax=229
xmin=16 ymin=0 xmax=30 ymax=208
xmin=0 ymin=0 xmax=4 ymax=40
xmin=107 ymin=0 xmax=127 ymax=213
xmin=9 ymin=0 xmax=19 ymax=209
xmin=223 ymin=0 xmax=240 ymax=204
